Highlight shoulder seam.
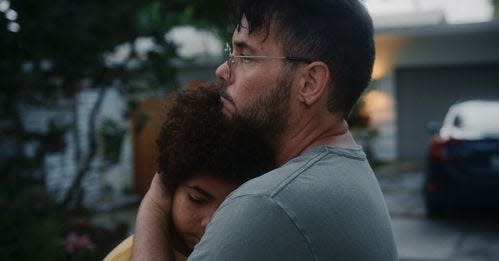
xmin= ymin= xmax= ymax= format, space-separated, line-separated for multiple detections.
xmin=268 ymin=196 xmax=318 ymax=261
xmin=269 ymin=195 xmax=318 ymax=260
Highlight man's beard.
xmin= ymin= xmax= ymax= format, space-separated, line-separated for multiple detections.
xmin=218 ymin=74 xmax=292 ymax=147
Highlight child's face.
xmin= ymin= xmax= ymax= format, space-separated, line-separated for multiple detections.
xmin=171 ymin=175 xmax=238 ymax=251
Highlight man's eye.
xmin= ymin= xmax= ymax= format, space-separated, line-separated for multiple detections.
xmin=240 ymin=56 xmax=252 ymax=63
xmin=235 ymin=54 xmax=252 ymax=64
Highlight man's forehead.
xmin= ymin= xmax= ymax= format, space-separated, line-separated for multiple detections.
xmin=233 ymin=16 xmax=250 ymax=42
xmin=232 ymin=16 xmax=277 ymax=52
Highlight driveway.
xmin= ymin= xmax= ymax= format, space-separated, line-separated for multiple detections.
xmin=376 ymin=163 xmax=499 ymax=261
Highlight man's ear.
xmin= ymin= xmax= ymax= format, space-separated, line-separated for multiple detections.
xmin=297 ymin=61 xmax=330 ymax=106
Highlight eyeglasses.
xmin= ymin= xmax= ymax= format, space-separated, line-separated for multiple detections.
xmin=224 ymin=42 xmax=312 ymax=80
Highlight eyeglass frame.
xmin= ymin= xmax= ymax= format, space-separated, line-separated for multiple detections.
xmin=224 ymin=42 xmax=312 ymax=80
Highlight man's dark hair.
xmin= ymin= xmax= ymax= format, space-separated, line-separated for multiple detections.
xmin=156 ymin=83 xmax=275 ymax=192
xmin=234 ymin=0 xmax=375 ymax=118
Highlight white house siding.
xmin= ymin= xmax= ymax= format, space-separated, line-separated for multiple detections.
xmin=74 ymin=88 xmax=132 ymax=207
xmin=44 ymin=134 xmax=76 ymax=202
xmin=39 ymin=90 xmax=102 ymax=206
xmin=23 ymin=87 xmax=132 ymax=208
xmin=98 ymin=88 xmax=133 ymax=203
xmin=369 ymin=72 xmax=397 ymax=161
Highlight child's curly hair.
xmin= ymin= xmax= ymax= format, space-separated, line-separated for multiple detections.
xmin=156 ymin=83 xmax=275 ymax=192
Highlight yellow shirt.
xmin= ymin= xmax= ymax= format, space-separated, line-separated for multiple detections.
xmin=103 ymin=235 xmax=186 ymax=261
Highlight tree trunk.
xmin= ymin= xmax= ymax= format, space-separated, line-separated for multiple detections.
xmin=60 ymin=87 xmax=107 ymax=209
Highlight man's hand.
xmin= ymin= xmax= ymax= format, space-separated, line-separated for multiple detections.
xmin=132 ymin=173 xmax=175 ymax=261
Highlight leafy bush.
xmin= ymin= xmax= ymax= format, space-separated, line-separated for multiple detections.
xmin=0 ymin=161 xmax=66 ymax=260
xmin=0 ymin=161 xmax=128 ymax=261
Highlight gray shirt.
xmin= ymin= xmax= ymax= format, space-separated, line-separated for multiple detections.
xmin=188 ymin=146 xmax=398 ymax=260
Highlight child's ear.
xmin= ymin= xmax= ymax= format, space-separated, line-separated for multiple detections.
xmin=297 ymin=61 xmax=330 ymax=106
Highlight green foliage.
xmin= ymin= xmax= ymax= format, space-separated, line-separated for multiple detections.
xmin=1 ymin=0 xmax=230 ymax=258
xmin=0 ymin=161 xmax=129 ymax=260
xmin=494 ymin=0 xmax=499 ymax=17
xmin=134 ymin=110 xmax=151 ymax=134
xmin=0 ymin=0 xmax=230 ymax=195
xmin=100 ymin=118 xmax=127 ymax=164
xmin=0 ymin=163 xmax=66 ymax=260
xmin=0 ymin=0 xmax=230 ymax=112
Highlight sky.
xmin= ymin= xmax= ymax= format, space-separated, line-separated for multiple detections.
xmin=364 ymin=0 xmax=494 ymax=23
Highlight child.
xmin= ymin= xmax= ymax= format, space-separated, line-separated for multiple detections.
xmin=104 ymin=83 xmax=274 ymax=260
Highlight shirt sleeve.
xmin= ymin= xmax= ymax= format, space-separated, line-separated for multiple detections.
xmin=187 ymin=195 xmax=314 ymax=261
xmin=103 ymin=235 xmax=133 ymax=261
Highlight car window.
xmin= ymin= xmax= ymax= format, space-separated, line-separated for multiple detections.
xmin=440 ymin=101 xmax=499 ymax=139
xmin=452 ymin=115 xmax=463 ymax=128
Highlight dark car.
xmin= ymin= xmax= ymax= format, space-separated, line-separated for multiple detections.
xmin=423 ymin=100 xmax=499 ymax=217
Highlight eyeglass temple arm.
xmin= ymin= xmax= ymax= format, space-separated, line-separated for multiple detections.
xmin=285 ymin=57 xmax=312 ymax=63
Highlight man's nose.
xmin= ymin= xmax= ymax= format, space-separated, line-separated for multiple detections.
xmin=215 ymin=61 xmax=229 ymax=82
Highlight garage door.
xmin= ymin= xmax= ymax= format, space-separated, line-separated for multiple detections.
xmin=396 ymin=63 xmax=499 ymax=160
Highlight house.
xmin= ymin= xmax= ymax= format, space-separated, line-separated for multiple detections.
xmin=366 ymin=15 xmax=499 ymax=161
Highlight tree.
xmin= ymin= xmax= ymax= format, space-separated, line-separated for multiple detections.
xmin=0 ymin=0 xmax=230 ymax=210
xmin=2 ymin=1 xmax=232 ymax=259
xmin=493 ymin=0 xmax=499 ymax=17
